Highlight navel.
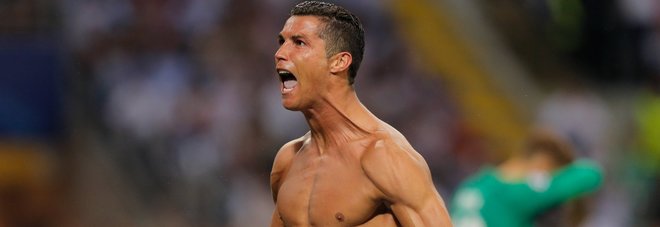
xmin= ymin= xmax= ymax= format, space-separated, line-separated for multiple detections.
xmin=335 ymin=212 xmax=345 ymax=222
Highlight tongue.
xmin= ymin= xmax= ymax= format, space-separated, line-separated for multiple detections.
xmin=283 ymin=80 xmax=298 ymax=89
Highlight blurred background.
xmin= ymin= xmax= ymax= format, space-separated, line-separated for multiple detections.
xmin=0 ymin=0 xmax=658 ymax=226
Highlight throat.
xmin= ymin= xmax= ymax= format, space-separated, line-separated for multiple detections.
xmin=303 ymin=101 xmax=373 ymax=149
xmin=313 ymin=124 xmax=369 ymax=149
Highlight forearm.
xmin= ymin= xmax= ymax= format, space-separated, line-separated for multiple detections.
xmin=391 ymin=202 xmax=453 ymax=227
xmin=526 ymin=159 xmax=604 ymax=211
xmin=551 ymin=159 xmax=603 ymax=198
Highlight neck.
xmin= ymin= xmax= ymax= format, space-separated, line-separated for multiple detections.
xmin=302 ymin=86 xmax=374 ymax=150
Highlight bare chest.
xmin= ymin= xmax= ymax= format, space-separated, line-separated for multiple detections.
xmin=276 ymin=147 xmax=385 ymax=226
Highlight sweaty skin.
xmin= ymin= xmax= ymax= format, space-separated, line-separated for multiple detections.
xmin=271 ymin=15 xmax=452 ymax=227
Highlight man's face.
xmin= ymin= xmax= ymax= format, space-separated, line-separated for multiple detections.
xmin=275 ymin=16 xmax=331 ymax=110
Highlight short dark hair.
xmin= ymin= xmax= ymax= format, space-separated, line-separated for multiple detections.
xmin=290 ymin=1 xmax=365 ymax=85
xmin=524 ymin=129 xmax=574 ymax=166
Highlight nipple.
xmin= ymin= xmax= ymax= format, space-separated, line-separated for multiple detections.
xmin=335 ymin=212 xmax=345 ymax=222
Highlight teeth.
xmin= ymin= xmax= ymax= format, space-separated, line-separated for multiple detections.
xmin=278 ymin=70 xmax=289 ymax=74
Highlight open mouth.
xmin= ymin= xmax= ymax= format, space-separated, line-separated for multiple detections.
xmin=278 ymin=70 xmax=298 ymax=93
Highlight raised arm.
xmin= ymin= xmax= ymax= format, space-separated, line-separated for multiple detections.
xmin=362 ymin=139 xmax=453 ymax=227
xmin=526 ymin=159 xmax=603 ymax=211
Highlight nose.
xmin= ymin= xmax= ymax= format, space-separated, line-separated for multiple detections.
xmin=274 ymin=44 xmax=288 ymax=62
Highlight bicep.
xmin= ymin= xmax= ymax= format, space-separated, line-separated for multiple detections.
xmin=362 ymin=142 xmax=452 ymax=226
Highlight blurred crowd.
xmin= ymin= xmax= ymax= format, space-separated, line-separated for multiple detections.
xmin=0 ymin=0 xmax=659 ymax=226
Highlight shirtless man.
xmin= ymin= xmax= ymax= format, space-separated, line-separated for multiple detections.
xmin=270 ymin=1 xmax=452 ymax=226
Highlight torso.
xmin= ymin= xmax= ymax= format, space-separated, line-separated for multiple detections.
xmin=274 ymin=133 xmax=399 ymax=226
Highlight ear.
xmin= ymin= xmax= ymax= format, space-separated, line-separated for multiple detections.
xmin=329 ymin=52 xmax=352 ymax=75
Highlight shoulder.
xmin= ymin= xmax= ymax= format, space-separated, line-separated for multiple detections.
xmin=270 ymin=133 xmax=308 ymax=200
xmin=361 ymin=131 xmax=433 ymax=200
xmin=361 ymin=129 xmax=427 ymax=173
xmin=272 ymin=134 xmax=307 ymax=169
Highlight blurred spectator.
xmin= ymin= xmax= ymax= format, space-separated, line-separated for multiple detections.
xmin=450 ymin=128 xmax=603 ymax=227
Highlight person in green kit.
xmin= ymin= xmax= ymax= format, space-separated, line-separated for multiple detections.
xmin=450 ymin=128 xmax=603 ymax=227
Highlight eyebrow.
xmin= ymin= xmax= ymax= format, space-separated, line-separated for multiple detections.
xmin=291 ymin=34 xmax=305 ymax=40
xmin=277 ymin=34 xmax=307 ymax=40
